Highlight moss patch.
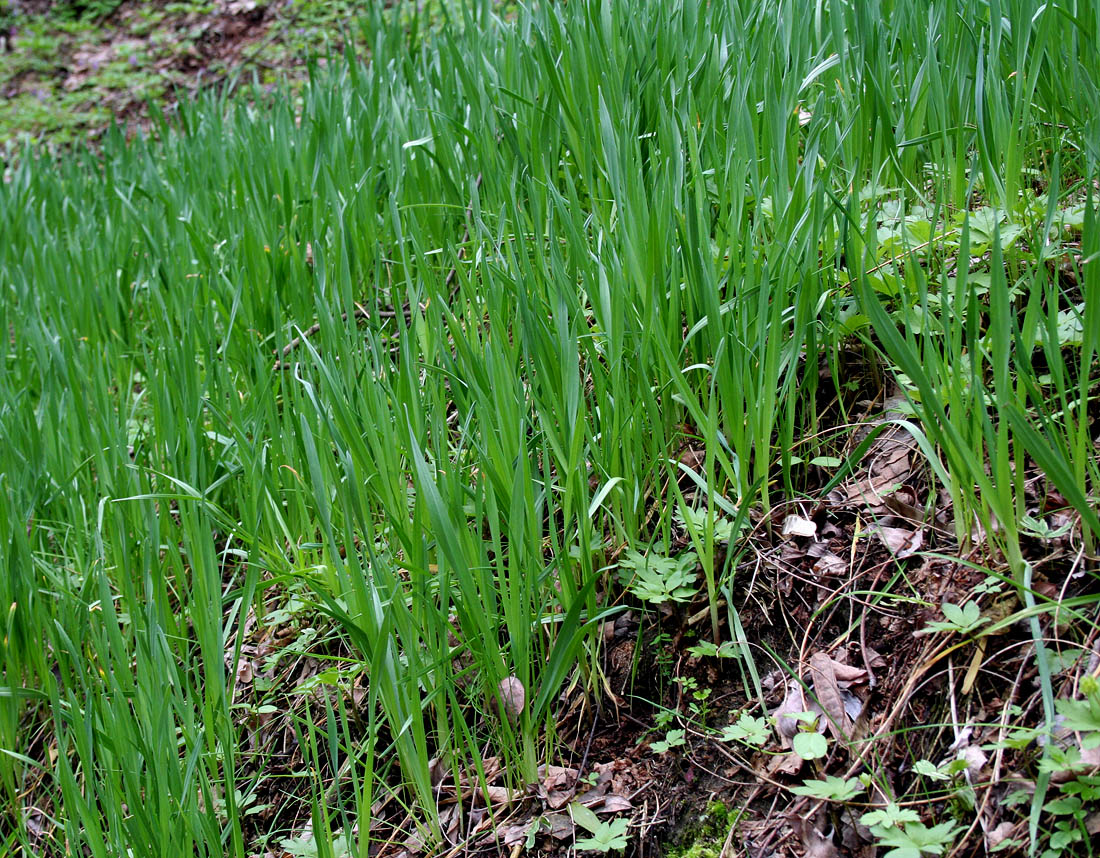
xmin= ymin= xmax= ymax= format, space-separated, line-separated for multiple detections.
xmin=663 ymin=801 xmax=740 ymax=858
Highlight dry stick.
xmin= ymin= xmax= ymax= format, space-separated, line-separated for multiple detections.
xmin=274 ymin=173 xmax=483 ymax=370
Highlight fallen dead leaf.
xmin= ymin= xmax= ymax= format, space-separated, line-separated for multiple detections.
xmin=782 ymin=514 xmax=818 ymax=538
xmin=772 ymin=680 xmax=814 ymax=745
xmin=497 ymin=676 xmax=526 ymax=723
xmin=766 ymin=751 xmax=804 ymax=776
xmin=235 ymin=658 xmax=253 ymax=685
xmin=874 ymin=524 xmax=924 ymax=558
xmin=483 ymin=785 xmax=515 ymax=806
xmin=793 ymin=808 xmax=839 ymax=858
xmin=957 ymin=744 xmax=988 ymax=781
xmin=809 ymin=652 xmax=855 ymax=741
xmin=539 ymin=764 xmax=579 ymax=809
xmin=986 ymin=821 xmax=1018 ymax=850
xmin=544 ymin=811 xmax=575 ymax=840
xmin=842 ymin=438 xmax=911 ymax=509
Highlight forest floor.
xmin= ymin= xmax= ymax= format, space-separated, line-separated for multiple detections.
xmin=1 ymin=0 xmax=380 ymax=148
xmin=4 ymin=3 xmax=1098 ymax=858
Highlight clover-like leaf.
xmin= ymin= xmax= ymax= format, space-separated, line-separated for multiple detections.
xmin=792 ymin=731 xmax=828 ymax=760
xmin=650 ymin=729 xmax=686 ymax=754
xmin=574 ymin=817 xmax=629 ymax=853
xmin=789 ymin=775 xmax=864 ymax=801
xmin=718 ymin=713 xmax=770 ymax=747
xmin=911 ymin=759 xmax=949 ymax=781
xmin=861 ymin=804 xmax=922 ymax=830
xmin=619 ymin=550 xmax=699 ymax=604
xmin=922 ymin=601 xmax=987 ymax=636
xmin=874 ymin=821 xmax=961 ymax=857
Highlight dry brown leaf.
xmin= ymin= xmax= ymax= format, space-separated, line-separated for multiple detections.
xmin=539 ymin=765 xmax=579 ymax=809
xmin=986 ymin=821 xmax=1018 ymax=850
xmin=235 ymin=658 xmax=253 ymax=685
xmin=809 ymin=653 xmax=853 ymax=741
xmin=439 ymin=804 xmax=461 ymax=841
xmin=766 ymin=751 xmax=804 ymax=775
xmin=957 ymin=744 xmax=988 ymax=781
xmin=499 ymin=822 xmax=530 ymax=847
xmin=811 ymin=550 xmax=848 ymax=578
xmin=483 ymin=785 xmax=515 ymax=806
xmin=962 ymin=637 xmax=986 ymax=695
xmin=772 ymin=680 xmax=812 ymax=745
xmin=428 ymin=756 xmax=449 ymax=787
xmin=544 ymin=811 xmax=575 ymax=840
xmin=845 ymin=443 xmax=910 ymax=506
xmin=574 ymin=764 xmax=633 ymax=814
xmin=875 ymin=525 xmax=924 ymax=558
xmin=793 ymin=809 xmax=839 ymax=858
xmin=812 ymin=652 xmax=868 ymax=686
xmin=882 ymin=490 xmax=926 ymax=522
xmin=597 ymin=794 xmax=633 ymax=813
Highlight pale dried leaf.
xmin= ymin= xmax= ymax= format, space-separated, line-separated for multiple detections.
xmin=545 ymin=811 xmax=575 ymax=840
xmin=957 ymin=744 xmax=988 ymax=780
xmin=500 ymin=822 xmax=530 ymax=847
xmin=539 ymin=765 xmax=579 ymax=809
xmin=498 ymin=676 xmax=526 ymax=722
xmin=767 ymin=751 xmax=804 ymax=775
xmin=863 ymin=647 xmax=886 ymax=669
xmin=235 ymin=658 xmax=254 ymax=685
xmin=439 ymin=804 xmax=461 ymax=840
xmin=843 ymin=437 xmax=911 ymax=508
xmin=598 ymin=795 xmax=633 ymax=813
xmin=882 ymin=491 xmax=926 ymax=522
xmin=428 ymin=756 xmax=449 ymax=787
xmin=782 ymin=515 xmax=818 ymax=538
xmin=483 ymin=785 xmax=514 ymax=806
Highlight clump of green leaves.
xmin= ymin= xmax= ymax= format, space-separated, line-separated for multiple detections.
xmin=570 ymin=804 xmax=630 ymax=853
xmin=618 ymin=549 xmax=699 ymax=605
xmin=921 ymin=601 xmax=988 ymax=636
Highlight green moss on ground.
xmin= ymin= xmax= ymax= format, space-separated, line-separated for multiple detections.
xmin=663 ymin=801 xmax=740 ymax=858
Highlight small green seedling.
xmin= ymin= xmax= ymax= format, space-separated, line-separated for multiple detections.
xmin=650 ymin=729 xmax=687 ymax=754
xmin=867 ymin=821 xmax=961 ymax=857
xmin=618 ymin=549 xmax=699 ymax=604
xmin=1053 ymin=675 xmax=1100 ymax=748
xmin=860 ymin=804 xmax=922 ymax=829
xmin=911 ymin=759 xmax=950 ymax=781
xmin=570 ymin=803 xmax=629 ymax=853
xmin=789 ymin=775 xmax=864 ymax=801
xmin=687 ymin=640 xmax=739 ymax=658
xmin=718 ymin=712 xmax=770 ymax=747
xmin=921 ymin=601 xmax=987 ymax=636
